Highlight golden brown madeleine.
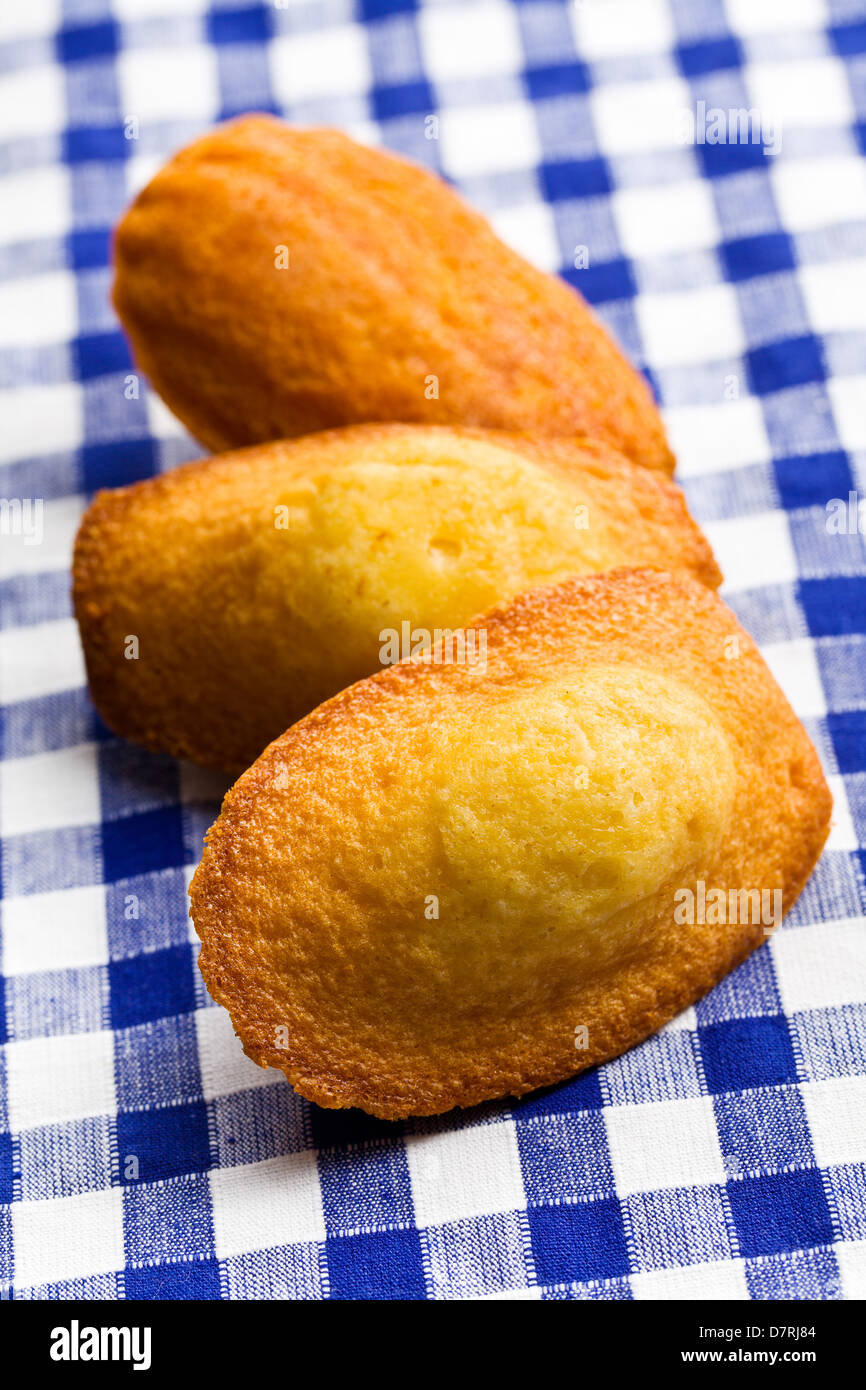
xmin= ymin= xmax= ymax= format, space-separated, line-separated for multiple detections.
xmin=113 ymin=115 xmax=674 ymax=474
xmin=189 ymin=568 xmax=831 ymax=1119
xmin=73 ymin=424 xmax=718 ymax=772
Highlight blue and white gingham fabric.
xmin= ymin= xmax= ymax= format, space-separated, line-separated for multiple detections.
xmin=1 ymin=0 xmax=865 ymax=1303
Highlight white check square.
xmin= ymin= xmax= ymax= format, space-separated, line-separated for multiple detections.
xmin=0 ymin=618 xmax=87 ymax=706
xmin=0 ymin=65 xmax=65 ymax=141
xmin=664 ymin=397 xmax=771 ymax=477
xmin=802 ymin=1076 xmax=866 ymax=1167
xmin=571 ymin=0 xmax=674 ymax=58
xmin=761 ymin=638 xmax=827 ymax=719
xmin=210 ymin=1153 xmax=326 ymax=1256
xmin=124 ymin=151 xmax=166 ymax=201
xmin=269 ymin=25 xmax=372 ymax=106
xmin=825 ymin=775 xmax=858 ymax=854
xmin=12 ymin=1187 xmax=124 ymax=1289
xmin=0 ymin=166 xmax=72 ymax=247
xmin=145 ymin=389 xmax=197 ymax=446
xmin=114 ymin=0 xmax=206 ymax=14
xmin=772 ymin=157 xmax=866 ymax=233
xmin=590 ymin=77 xmax=691 ymax=156
xmin=490 ymin=202 xmax=561 ymax=273
xmin=613 ymin=180 xmax=719 ymax=259
xmin=0 ymin=384 xmax=84 ymax=469
xmin=837 ymin=1240 xmax=866 ymax=1300
xmin=801 ymin=259 xmax=866 ymax=336
xmin=637 ymin=283 xmax=745 ymax=369
xmin=604 ymin=1095 xmax=728 ymax=1195
xmin=724 ymin=0 xmax=825 ymax=35
xmin=0 ymin=272 xmax=77 ymax=349
xmin=420 ymin=2 xmax=523 ymax=82
xmin=0 ymin=743 xmax=101 ymax=838
xmin=661 ymin=1006 xmax=697 ymax=1035
xmin=748 ymin=59 xmax=853 ymax=131
xmin=440 ymin=103 xmax=541 ymax=179
xmin=118 ymin=44 xmax=219 ymax=124
xmin=0 ymin=496 xmax=85 ymax=582
xmin=407 ymin=1121 xmax=526 ymax=1227
xmin=1 ymin=883 xmax=108 ymax=976
xmin=7 ymin=1029 xmax=116 ymax=1131
xmin=633 ymin=1257 xmax=749 ymax=1300
xmin=0 ymin=0 xmax=59 ymax=40
xmin=828 ymin=376 xmax=866 ymax=454
xmin=773 ymin=918 xmax=866 ymax=1014
xmin=195 ymin=1006 xmax=282 ymax=1102
xmin=704 ymin=511 xmax=797 ymax=592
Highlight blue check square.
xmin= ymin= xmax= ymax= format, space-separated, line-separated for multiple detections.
xmin=727 ymin=1170 xmax=835 ymax=1258
xmin=326 ymin=1227 xmax=427 ymax=1300
xmin=528 ymin=1198 xmax=630 ymax=1286
xmin=117 ymin=1101 xmax=212 ymax=1186
xmin=699 ymin=1015 xmax=799 ymax=1094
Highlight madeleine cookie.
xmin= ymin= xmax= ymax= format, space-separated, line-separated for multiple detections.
xmin=189 ymin=568 xmax=831 ymax=1119
xmin=113 ymin=115 xmax=674 ymax=474
xmin=73 ymin=424 xmax=718 ymax=772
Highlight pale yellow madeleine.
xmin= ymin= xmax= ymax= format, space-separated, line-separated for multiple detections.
xmin=73 ymin=424 xmax=719 ymax=771
xmin=189 ymin=569 xmax=831 ymax=1118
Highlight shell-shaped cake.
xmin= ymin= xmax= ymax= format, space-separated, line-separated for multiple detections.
xmin=189 ymin=569 xmax=831 ymax=1119
xmin=112 ymin=115 xmax=674 ymax=474
xmin=73 ymin=425 xmax=718 ymax=772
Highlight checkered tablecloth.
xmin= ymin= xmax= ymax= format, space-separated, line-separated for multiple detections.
xmin=1 ymin=0 xmax=865 ymax=1302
